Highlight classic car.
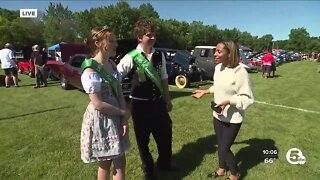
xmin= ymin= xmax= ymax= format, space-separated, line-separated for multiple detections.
xmin=46 ymin=41 xmax=134 ymax=97
xmin=165 ymin=50 xmax=202 ymax=88
xmin=192 ymin=46 xmax=258 ymax=80
xmin=155 ymin=48 xmax=177 ymax=61
xmin=47 ymin=53 xmax=90 ymax=90
xmin=16 ymin=51 xmax=35 ymax=77
xmin=16 ymin=49 xmax=55 ymax=78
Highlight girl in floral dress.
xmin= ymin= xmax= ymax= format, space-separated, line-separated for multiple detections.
xmin=80 ymin=26 xmax=131 ymax=180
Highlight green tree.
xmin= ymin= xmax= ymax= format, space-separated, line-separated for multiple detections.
xmin=257 ymin=34 xmax=273 ymax=50
xmin=220 ymin=28 xmax=242 ymax=42
xmin=9 ymin=18 xmax=45 ymax=50
xmin=307 ymin=38 xmax=320 ymax=53
xmin=288 ymin=28 xmax=310 ymax=52
xmin=0 ymin=16 xmax=11 ymax=46
xmin=137 ymin=3 xmax=159 ymax=19
xmin=0 ymin=8 xmax=19 ymax=21
xmin=43 ymin=2 xmax=76 ymax=46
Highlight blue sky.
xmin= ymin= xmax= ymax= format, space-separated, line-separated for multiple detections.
xmin=1 ymin=0 xmax=319 ymax=41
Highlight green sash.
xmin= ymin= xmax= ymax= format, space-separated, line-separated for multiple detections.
xmin=80 ymin=58 xmax=119 ymax=97
xmin=128 ymin=50 xmax=163 ymax=94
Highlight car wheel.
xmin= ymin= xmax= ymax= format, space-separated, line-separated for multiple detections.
xmin=175 ymin=74 xmax=189 ymax=88
xmin=48 ymin=69 xmax=58 ymax=81
xmin=60 ymin=75 xmax=70 ymax=90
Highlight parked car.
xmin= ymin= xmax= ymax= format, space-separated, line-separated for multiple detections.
xmin=192 ymin=46 xmax=217 ymax=79
xmin=155 ymin=48 xmax=177 ymax=61
xmin=47 ymin=53 xmax=90 ymax=90
xmin=192 ymin=46 xmax=258 ymax=80
xmin=165 ymin=50 xmax=202 ymax=88
xmin=16 ymin=50 xmax=55 ymax=78
xmin=47 ymin=41 xmax=134 ymax=97
xmin=239 ymin=49 xmax=258 ymax=72
xmin=16 ymin=51 xmax=35 ymax=77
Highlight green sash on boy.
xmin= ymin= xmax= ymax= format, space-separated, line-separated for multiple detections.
xmin=80 ymin=58 xmax=119 ymax=97
xmin=128 ymin=50 xmax=163 ymax=95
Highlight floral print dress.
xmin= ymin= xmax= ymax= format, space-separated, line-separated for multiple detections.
xmin=80 ymin=68 xmax=130 ymax=163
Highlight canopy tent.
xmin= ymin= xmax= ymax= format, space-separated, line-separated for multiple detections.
xmin=47 ymin=42 xmax=67 ymax=51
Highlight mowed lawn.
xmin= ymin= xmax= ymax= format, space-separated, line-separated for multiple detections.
xmin=0 ymin=61 xmax=319 ymax=180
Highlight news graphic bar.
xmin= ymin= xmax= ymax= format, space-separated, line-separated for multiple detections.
xmin=20 ymin=9 xmax=38 ymax=18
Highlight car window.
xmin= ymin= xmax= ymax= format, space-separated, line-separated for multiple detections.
xmin=71 ymin=56 xmax=85 ymax=68
xmin=199 ymin=49 xmax=215 ymax=58
xmin=200 ymin=49 xmax=208 ymax=57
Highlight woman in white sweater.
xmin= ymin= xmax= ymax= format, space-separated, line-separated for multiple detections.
xmin=193 ymin=40 xmax=254 ymax=180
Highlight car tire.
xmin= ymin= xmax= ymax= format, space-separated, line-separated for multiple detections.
xmin=48 ymin=69 xmax=58 ymax=81
xmin=60 ymin=75 xmax=71 ymax=90
xmin=175 ymin=74 xmax=189 ymax=88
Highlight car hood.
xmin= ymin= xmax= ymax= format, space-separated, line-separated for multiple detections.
xmin=172 ymin=51 xmax=195 ymax=69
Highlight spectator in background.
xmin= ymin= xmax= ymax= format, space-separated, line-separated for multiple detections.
xmin=261 ymin=49 xmax=274 ymax=79
xmin=30 ymin=44 xmax=47 ymax=88
xmin=0 ymin=43 xmax=19 ymax=88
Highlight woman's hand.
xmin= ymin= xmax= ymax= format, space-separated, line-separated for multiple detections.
xmin=215 ymin=100 xmax=230 ymax=116
xmin=192 ymin=89 xmax=209 ymax=99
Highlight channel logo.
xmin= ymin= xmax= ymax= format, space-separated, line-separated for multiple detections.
xmin=286 ymin=148 xmax=306 ymax=165
xmin=20 ymin=9 xmax=37 ymax=18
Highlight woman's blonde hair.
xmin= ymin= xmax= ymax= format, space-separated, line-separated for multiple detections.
xmin=219 ymin=40 xmax=240 ymax=68
xmin=84 ymin=26 xmax=112 ymax=56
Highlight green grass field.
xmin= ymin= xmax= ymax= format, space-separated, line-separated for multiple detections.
xmin=1 ymin=61 xmax=320 ymax=180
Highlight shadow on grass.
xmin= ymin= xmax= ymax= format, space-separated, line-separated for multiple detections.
xmin=170 ymin=90 xmax=193 ymax=100
xmin=18 ymin=80 xmax=61 ymax=88
xmin=268 ymin=74 xmax=281 ymax=78
xmin=0 ymin=105 xmax=73 ymax=120
xmin=234 ymin=138 xmax=278 ymax=179
xmin=159 ymin=134 xmax=217 ymax=180
xmin=0 ymin=75 xmax=4 ymax=86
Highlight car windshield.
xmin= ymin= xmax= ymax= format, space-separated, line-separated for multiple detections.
xmin=15 ymin=51 xmax=24 ymax=59
xmin=172 ymin=50 xmax=195 ymax=69
xmin=239 ymin=49 xmax=248 ymax=64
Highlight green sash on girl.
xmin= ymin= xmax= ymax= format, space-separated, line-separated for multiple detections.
xmin=80 ymin=58 xmax=119 ymax=97
xmin=128 ymin=50 xmax=163 ymax=94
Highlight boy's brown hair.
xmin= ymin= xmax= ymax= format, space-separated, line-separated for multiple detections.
xmin=134 ymin=20 xmax=156 ymax=39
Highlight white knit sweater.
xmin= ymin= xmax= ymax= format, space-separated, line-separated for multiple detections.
xmin=209 ymin=63 xmax=254 ymax=124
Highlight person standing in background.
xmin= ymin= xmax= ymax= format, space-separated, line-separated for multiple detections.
xmin=30 ymin=44 xmax=47 ymax=88
xmin=261 ymin=49 xmax=275 ymax=79
xmin=0 ymin=43 xmax=19 ymax=88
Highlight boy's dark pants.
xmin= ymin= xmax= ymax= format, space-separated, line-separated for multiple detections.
xmin=131 ymin=99 xmax=172 ymax=177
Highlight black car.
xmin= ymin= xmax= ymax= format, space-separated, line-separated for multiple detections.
xmin=166 ymin=50 xmax=202 ymax=88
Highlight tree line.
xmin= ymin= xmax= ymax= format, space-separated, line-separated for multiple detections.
xmin=1 ymin=1 xmax=319 ymax=53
